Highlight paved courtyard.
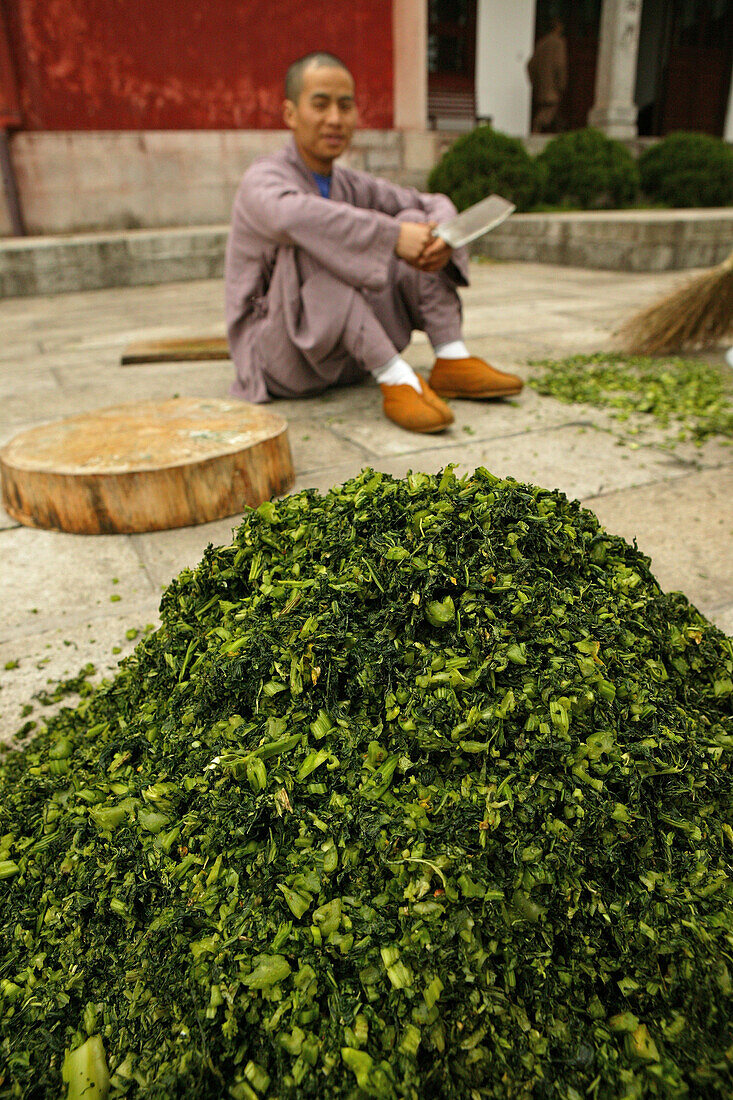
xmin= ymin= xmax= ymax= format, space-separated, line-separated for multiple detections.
xmin=1 ymin=260 xmax=731 ymax=740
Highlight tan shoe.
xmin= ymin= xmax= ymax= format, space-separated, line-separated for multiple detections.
xmin=429 ymin=356 xmax=523 ymax=399
xmin=380 ymin=376 xmax=454 ymax=433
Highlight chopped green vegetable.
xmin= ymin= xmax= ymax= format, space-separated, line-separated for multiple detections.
xmin=62 ymin=1035 xmax=110 ymax=1099
xmin=0 ymin=467 xmax=731 ymax=1098
xmin=528 ymin=352 xmax=733 ymax=447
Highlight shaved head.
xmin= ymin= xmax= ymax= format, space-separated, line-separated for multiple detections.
xmin=285 ymin=52 xmax=352 ymax=104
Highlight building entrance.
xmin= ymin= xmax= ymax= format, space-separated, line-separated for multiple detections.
xmin=427 ymin=0 xmax=478 ymax=129
xmin=531 ymin=1 xmax=602 ymax=132
xmin=532 ymin=0 xmax=732 ymax=137
xmin=636 ymin=0 xmax=733 ymax=136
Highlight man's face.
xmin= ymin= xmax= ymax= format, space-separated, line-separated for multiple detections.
xmin=283 ymin=64 xmax=357 ymax=174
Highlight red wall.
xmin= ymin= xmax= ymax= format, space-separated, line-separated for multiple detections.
xmin=0 ymin=3 xmax=21 ymax=127
xmin=4 ymin=0 xmax=394 ymax=130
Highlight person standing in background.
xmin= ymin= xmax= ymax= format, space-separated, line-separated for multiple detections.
xmin=527 ymin=18 xmax=568 ymax=133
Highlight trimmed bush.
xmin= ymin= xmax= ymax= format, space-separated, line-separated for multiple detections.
xmin=638 ymin=132 xmax=733 ymax=208
xmin=427 ymin=126 xmax=544 ymax=212
xmin=536 ymin=128 xmax=639 ymax=209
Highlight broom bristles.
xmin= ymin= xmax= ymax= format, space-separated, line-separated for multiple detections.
xmin=615 ymin=251 xmax=733 ymax=356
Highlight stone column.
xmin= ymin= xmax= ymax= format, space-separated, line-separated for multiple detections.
xmin=724 ymin=67 xmax=733 ymax=142
xmin=588 ymin=0 xmax=643 ymax=138
xmin=475 ymin=0 xmax=536 ymax=136
xmin=392 ymin=0 xmax=427 ymax=130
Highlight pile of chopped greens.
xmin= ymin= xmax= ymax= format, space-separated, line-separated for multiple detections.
xmin=527 ymin=353 xmax=733 ymax=446
xmin=1 ymin=467 xmax=732 ymax=1100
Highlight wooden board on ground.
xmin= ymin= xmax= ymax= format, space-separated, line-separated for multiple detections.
xmin=0 ymin=397 xmax=294 ymax=534
xmin=121 ymin=336 xmax=229 ymax=364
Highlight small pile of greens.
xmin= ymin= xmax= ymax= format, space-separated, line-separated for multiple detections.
xmin=1 ymin=468 xmax=732 ymax=1100
xmin=527 ymin=353 xmax=733 ymax=446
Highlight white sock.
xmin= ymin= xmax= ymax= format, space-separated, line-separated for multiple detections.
xmin=374 ymin=355 xmax=421 ymax=393
xmin=434 ymin=339 xmax=469 ymax=360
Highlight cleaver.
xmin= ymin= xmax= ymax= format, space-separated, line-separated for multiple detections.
xmin=433 ymin=193 xmax=515 ymax=249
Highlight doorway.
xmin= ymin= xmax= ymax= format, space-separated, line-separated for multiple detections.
xmin=531 ymin=1 xmax=602 ymax=131
xmin=427 ymin=0 xmax=478 ymax=129
xmin=636 ymin=0 xmax=733 ymax=136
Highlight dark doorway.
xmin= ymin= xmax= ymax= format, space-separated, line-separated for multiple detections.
xmin=532 ymin=1 xmax=602 ymax=131
xmin=637 ymin=0 xmax=733 ymax=136
xmin=427 ymin=0 xmax=478 ymax=128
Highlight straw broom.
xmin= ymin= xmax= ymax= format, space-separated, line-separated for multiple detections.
xmin=615 ymin=249 xmax=733 ymax=356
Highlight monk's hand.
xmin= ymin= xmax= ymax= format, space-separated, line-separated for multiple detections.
xmin=416 ymin=228 xmax=453 ymax=272
xmin=395 ymin=222 xmax=437 ymax=267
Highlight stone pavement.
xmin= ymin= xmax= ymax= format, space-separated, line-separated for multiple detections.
xmin=1 ymin=260 xmax=731 ymax=741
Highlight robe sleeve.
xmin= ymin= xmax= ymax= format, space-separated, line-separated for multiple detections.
xmin=358 ymin=174 xmax=470 ymax=287
xmin=237 ymin=162 xmax=402 ymax=292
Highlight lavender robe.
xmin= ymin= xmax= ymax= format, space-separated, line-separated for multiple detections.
xmin=224 ymin=138 xmax=469 ymax=403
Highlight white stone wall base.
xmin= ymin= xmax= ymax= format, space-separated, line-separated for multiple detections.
xmin=1 ymin=129 xmax=454 ymax=237
xmin=2 ymin=210 xmax=731 ymax=298
xmin=588 ymin=104 xmax=639 ymax=139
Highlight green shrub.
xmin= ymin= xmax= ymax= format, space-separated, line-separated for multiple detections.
xmin=536 ymin=128 xmax=639 ymax=208
xmin=427 ymin=126 xmax=544 ymax=212
xmin=638 ymin=132 xmax=733 ymax=208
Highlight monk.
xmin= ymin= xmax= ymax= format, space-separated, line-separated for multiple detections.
xmin=527 ymin=19 xmax=567 ymax=133
xmin=225 ymin=51 xmax=523 ymax=433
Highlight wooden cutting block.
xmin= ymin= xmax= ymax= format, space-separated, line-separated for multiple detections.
xmin=121 ymin=336 xmax=229 ymax=364
xmin=0 ymin=397 xmax=294 ymax=535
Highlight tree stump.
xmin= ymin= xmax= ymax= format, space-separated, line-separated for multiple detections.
xmin=0 ymin=397 xmax=294 ymax=534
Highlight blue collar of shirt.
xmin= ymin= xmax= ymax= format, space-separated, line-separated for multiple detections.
xmin=312 ymin=171 xmax=332 ymax=199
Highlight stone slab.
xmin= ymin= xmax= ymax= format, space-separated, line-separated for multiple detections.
xmin=476 ymin=209 xmax=733 ymax=272
xmin=0 ymin=526 xmax=157 ymax=637
xmin=706 ymin=603 xmax=733 ymax=637
xmin=330 ymin=386 xmax=578 ymax=458
xmin=42 ymin=362 xmax=236 ymax=417
xmin=324 ymin=363 xmax=732 ymax=470
xmin=585 ymin=466 xmax=733 ymax=618
xmin=0 ymin=612 xmax=160 ymax=745
xmin=0 ymin=226 xmax=228 ymax=299
xmin=286 ymin=423 xmax=372 ymax=474
xmin=1 ymin=377 xmax=68 ymax=436
xmin=291 ymin=421 xmax=691 ymax=502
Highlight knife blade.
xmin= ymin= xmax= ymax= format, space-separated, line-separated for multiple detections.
xmin=434 ymin=193 xmax=515 ymax=249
